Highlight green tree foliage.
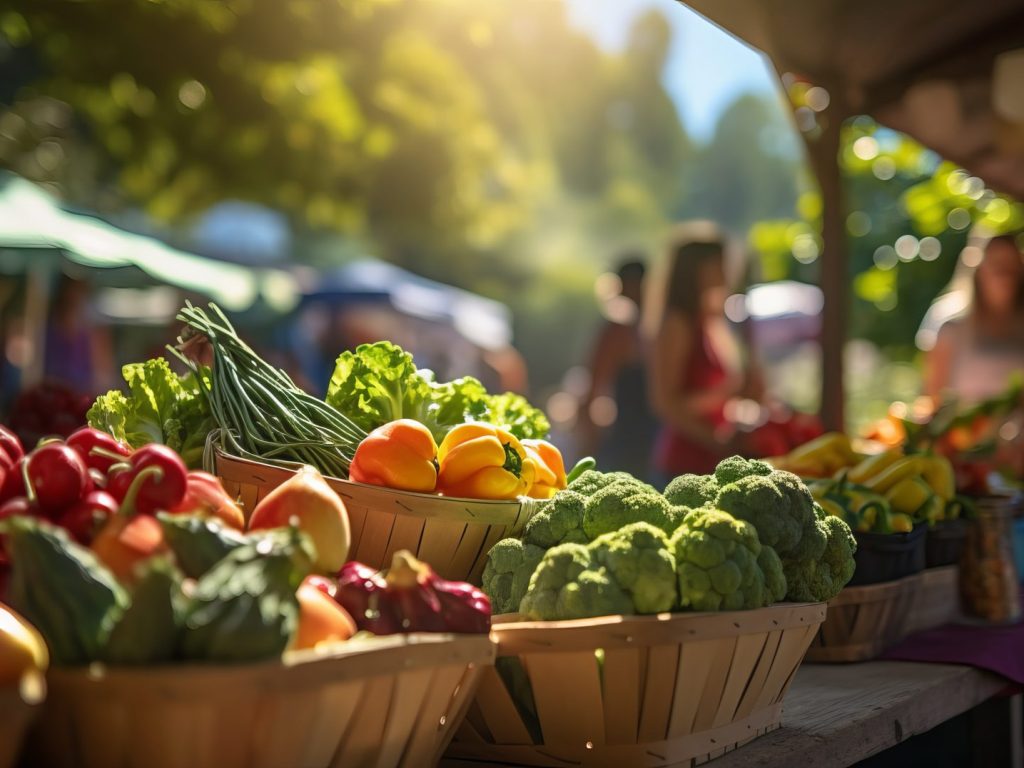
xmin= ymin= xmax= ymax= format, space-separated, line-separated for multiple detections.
xmin=750 ymin=117 xmax=1024 ymax=352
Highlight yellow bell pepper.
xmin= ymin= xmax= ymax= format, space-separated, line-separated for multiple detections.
xmin=0 ymin=603 xmax=48 ymax=686
xmin=920 ymin=455 xmax=955 ymax=502
xmin=521 ymin=439 xmax=567 ymax=499
xmin=885 ymin=477 xmax=932 ymax=515
xmin=436 ymin=423 xmax=536 ymax=500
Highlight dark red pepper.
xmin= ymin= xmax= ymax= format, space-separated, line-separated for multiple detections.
xmin=0 ymin=425 xmax=23 ymax=467
xmin=57 ymin=489 xmax=119 ymax=545
xmin=66 ymin=427 xmax=131 ymax=474
xmin=334 ymin=550 xmax=491 ymax=635
xmin=25 ymin=442 xmax=90 ymax=513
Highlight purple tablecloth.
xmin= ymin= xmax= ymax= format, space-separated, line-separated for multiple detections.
xmin=881 ymin=619 xmax=1024 ymax=685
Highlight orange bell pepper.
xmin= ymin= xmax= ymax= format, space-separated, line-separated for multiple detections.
xmin=436 ymin=423 xmax=536 ymax=500
xmin=350 ymin=419 xmax=438 ymax=493
xmin=522 ymin=439 xmax=567 ymax=499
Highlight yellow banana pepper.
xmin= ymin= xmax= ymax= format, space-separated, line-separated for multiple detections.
xmin=521 ymin=439 xmax=567 ymax=499
xmin=920 ymin=455 xmax=955 ymax=502
xmin=847 ymin=449 xmax=903 ymax=484
xmin=787 ymin=432 xmax=855 ymax=466
xmin=885 ymin=477 xmax=932 ymax=515
xmin=817 ymin=498 xmax=846 ymax=519
xmin=864 ymin=456 xmax=924 ymax=493
xmin=0 ymin=603 xmax=48 ymax=685
xmin=436 ymin=423 xmax=536 ymax=500
xmin=918 ymin=494 xmax=946 ymax=525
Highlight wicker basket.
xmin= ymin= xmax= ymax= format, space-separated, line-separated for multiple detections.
xmin=207 ymin=434 xmax=537 ymax=584
xmin=26 ymin=633 xmax=493 ymax=768
xmin=0 ymin=673 xmax=45 ymax=768
xmin=805 ymin=575 xmax=919 ymax=662
xmin=445 ymin=603 xmax=825 ymax=767
xmin=904 ymin=565 xmax=962 ymax=636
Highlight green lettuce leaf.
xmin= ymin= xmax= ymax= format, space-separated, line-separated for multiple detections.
xmin=87 ymin=357 xmax=213 ymax=468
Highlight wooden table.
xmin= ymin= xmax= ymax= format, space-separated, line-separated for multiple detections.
xmin=444 ymin=661 xmax=1010 ymax=768
xmin=711 ymin=661 xmax=1008 ymax=768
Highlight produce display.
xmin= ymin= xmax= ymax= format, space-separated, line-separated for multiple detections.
xmin=772 ymin=432 xmax=966 ymax=535
xmin=482 ymin=457 xmax=856 ymax=620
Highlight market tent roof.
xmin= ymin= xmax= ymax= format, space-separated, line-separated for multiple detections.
xmin=301 ymin=259 xmax=513 ymax=350
xmin=0 ymin=172 xmax=293 ymax=312
xmin=681 ymin=0 xmax=1024 ymax=199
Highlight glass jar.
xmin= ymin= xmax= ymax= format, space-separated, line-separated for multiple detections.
xmin=960 ymin=496 xmax=1021 ymax=624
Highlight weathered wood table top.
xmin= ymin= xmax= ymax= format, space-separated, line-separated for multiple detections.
xmin=710 ymin=661 xmax=1007 ymax=768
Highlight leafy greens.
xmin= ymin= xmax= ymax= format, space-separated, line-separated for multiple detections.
xmin=326 ymin=341 xmax=549 ymax=442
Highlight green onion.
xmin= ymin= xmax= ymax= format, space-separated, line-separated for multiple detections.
xmin=170 ymin=302 xmax=366 ymax=478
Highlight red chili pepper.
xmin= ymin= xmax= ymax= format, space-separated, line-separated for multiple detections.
xmin=0 ymin=425 xmax=24 ymax=467
xmin=121 ymin=444 xmax=188 ymax=515
xmin=25 ymin=443 xmax=90 ymax=513
xmin=66 ymin=427 xmax=131 ymax=474
xmin=57 ymin=489 xmax=119 ymax=545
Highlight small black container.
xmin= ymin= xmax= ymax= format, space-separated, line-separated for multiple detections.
xmin=848 ymin=523 xmax=927 ymax=586
xmin=925 ymin=518 xmax=969 ymax=568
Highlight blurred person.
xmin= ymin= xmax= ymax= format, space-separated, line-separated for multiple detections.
xmin=647 ymin=224 xmax=762 ymax=480
xmin=926 ymin=233 xmax=1024 ymax=404
xmin=580 ymin=255 xmax=659 ymax=480
xmin=43 ymin=275 xmax=114 ymax=395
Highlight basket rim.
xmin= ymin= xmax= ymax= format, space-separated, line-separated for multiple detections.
xmin=828 ymin=572 xmax=919 ymax=606
xmin=208 ymin=430 xmax=531 ymax=511
xmin=487 ymin=602 xmax=826 ymax=654
xmin=45 ymin=632 xmax=494 ymax=693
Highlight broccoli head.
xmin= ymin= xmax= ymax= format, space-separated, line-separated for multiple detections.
xmin=758 ymin=545 xmax=787 ymax=604
xmin=589 ymin=523 xmax=677 ymax=614
xmin=670 ymin=508 xmax=771 ymax=611
xmin=518 ymin=543 xmax=632 ymax=620
xmin=566 ymin=469 xmax=639 ymax=497
xmin=481 ymin=538 xmax=547 ymax=614
xmin=523 ymin=490 xmax=587 ymax=547
xmin=713 ymin=456 xmax=774 ymax=486
xmin=783 ymin=514 xmax=856 ymax=602
xmin=714 ymin=468 xmax=816 ymax=557
xmin=582 ymin=480 xmax=674 ymax=540
xmin=663 ymin=473 xmax=719 ymax=509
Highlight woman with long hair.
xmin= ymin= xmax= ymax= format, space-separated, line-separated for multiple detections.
xmin=647 ymin=223 xmax=761 ymax=479
xmin=925 ymin=233 xmax=1024 ymax=404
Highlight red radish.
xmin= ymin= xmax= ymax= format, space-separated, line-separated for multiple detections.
xmin=25 ymin=443 xmax=89 ymax=512
xmin=66 ymin=427 xmax=131 ymax=473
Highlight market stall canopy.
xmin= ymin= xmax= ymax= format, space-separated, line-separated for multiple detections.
xmin=681 ymin=0 xmax=1024 ymax=199
xmin=300 ymin=259 xmax=513 ymax=350
xmin=0 ymin=172 xmax=296 ymax=312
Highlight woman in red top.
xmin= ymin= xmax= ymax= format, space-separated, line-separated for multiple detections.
xmin=649 ymin=224 xmax=760 ymax=478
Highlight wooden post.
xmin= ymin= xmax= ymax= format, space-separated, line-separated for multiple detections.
xmin=23 ymin=256 xmax=54 ymax=388
xmin=803 ymin=84 xmax=847 ymax=432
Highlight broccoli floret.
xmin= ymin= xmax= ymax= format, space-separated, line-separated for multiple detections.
xmin=481 ymin=538 xmax=546 ymax=614
xmin=783 ymin=514 xmax=856 ymax=602
xmin=758 ymin=545 xmax=787 ymax=604
xmin=589 ymin=523 xmax=677 ymax=614
xmin=714 ymin=469 xmax=816 ymax=557
xmin=566 ymin=469 xmax=637 ymax=497
xmin=582 ymin=481 xmax=674 ymax=539
xmin=664 ymin=473 xmax=719 ymax=509
xmin=518 ymin=543 xmax=632 ymax=620
xmin=670 ymin=508 xmax=771 ymax=611
xmin=523 ymin=490 xmax=587 ymax=547
xmin=713 ymin=455 xmax=774 ymax=486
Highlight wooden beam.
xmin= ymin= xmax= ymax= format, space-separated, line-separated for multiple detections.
xmin=799 ymin=81 xmax=847 ymax=432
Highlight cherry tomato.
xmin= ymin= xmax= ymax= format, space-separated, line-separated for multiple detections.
xmin=66 ymin=427 xmax=132 ymax=473
xmin=0 ymin=459 xmax=25 ymax=504
xmin=0 ymin=426 xmax=24 ymax=467
xmin=25 ymin=443 xmax=90 ymax=512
